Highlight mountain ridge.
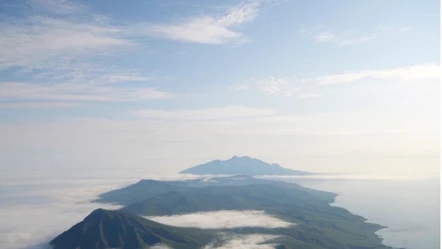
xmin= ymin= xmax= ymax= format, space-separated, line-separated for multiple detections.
xmin=50 ymin=208 xmax=213 ymax=249
xmin=180 ymin=156 xmax=313 ymax=176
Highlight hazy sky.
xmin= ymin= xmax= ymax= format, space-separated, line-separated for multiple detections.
xmin=0 ymin=0 xmax=440 ymax=176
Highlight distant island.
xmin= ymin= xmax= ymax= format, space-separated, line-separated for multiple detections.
xmin=180 ymin=156 xmax=314 ymax=176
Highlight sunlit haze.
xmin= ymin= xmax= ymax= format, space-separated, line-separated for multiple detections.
xmin=1 ymin=0 xmax=439 ymax=178
xmin=0 ymin=1 xmax=439 ymax=249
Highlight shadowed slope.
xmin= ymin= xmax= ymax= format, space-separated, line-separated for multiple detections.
xmin=50 ymin=209 xmax=213 ymax=249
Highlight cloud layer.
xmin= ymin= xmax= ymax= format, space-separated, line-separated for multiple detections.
xmin=0 ymin=177 xmax=130 ymax=249
xmin=204 ymin=234 xmax=280 ymax=249
xmin=147 ymin=210 xmax=294 ymax=229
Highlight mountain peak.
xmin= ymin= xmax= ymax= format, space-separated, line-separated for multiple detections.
xmin=84 ymin=208 xmax=119 ymax=221
xmin=230 ymin=155 xmax=252 ymax=161
xmin=180 ymin=156 xmax=313 ymax=176
xmin=51 ymin=209 xmax=212 ymax=249
xmin=87 ymin=208 xmax=108 ymax=216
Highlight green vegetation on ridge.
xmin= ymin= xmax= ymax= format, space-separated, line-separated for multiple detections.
xmin=93 ymin=176 xmax=392 ymax=249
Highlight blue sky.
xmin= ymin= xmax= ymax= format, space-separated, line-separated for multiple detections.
xmin=0 ymin=0 xmax=440 ymax=175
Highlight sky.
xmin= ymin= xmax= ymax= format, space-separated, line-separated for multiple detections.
xmin=0 ymin=0 xmax=440 ymax=177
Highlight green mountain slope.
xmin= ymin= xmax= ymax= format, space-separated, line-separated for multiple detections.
xmin=94 ymin=176 xmax=392 ymax=249
xmin=97 ymin=179 xmax=178 ymax=205
xmin=96 ymin=175 xmax=334 ymax=206
xmin=122 ymin=184 xmax=390 ymax=249
xmin=124 ymin=184 xmax=334 ymax=216
xmin=50 ymin=209 xmax=213 ymax=249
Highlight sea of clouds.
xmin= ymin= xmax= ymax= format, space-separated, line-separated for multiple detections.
xmin=0 ymin=177 xmax=130 ymax=249
xmin=3 ymin=172 xmax=435 ymax=249
xmin=0 ymin=173 xmax=292 ymax=249
xmin=147 ymin=210 xmax=293 ymax=229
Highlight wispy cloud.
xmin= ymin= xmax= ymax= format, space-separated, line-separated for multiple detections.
xmin=253 ymin=77 xmax=299 ymax=96
xmin=1 ymin=0 xmax=263 ymax=105
xmin=234 ymin=76 xmax=300 ymax=96
xmin=0 ymin=16 xmax=131 ymax=70
xmin=313 ymin=31 xmax=375 ymax=46
xmin=2 ymin=0 xmax=261 ymax=70
xmin=234 ymin=63 xmax=440 ymax=96
xmin=133 ymin=105 xmax=275 ymax=120
xmin=302 ymin=26 xmax=411 ymax=46
xmin=0 ymin=82 xmax=172 ymax=102
xmin=0 ymin=102 xmax=81 ymax=109
xmin=0 ymin=0 xmax=174 ymax=104
xmin=316 ymin=63 xmax=440 ymax=85
xmin=133 ymin=1 xmax=260 ymax=44
xmin=147 ymin=210 xmax=294 ymax=229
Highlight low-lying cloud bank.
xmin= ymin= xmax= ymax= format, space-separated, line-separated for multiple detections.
xmin=147 ymin=210 xmax=294 ymax=229
xmin=150 ymin=243 xmax=173 ymax=249
xmin=204 ymin=234 xmax=280 ymax=249
xmin=255 ymin=174 xmax=438 ymax=181
xmin=0 ymin=178 xmax=130 ymax=249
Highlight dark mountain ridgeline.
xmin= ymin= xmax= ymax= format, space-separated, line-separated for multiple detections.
xmin=96 ymin=175 xmax=335 ymax=206
xmin=50 ymin=208 xmax=213 ymax=249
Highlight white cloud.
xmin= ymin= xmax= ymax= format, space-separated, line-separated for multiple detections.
xmin=235 ymin=77 xmax=300 ymax=97
xmin=254 ymin=77 xmax=299 ymax=96
xmin=316 ymin=63 xmax=440 ymax=85
xmin=133 ymin=105 xmax=275 ymax=120
xmin=0 ymin=16 xmax=131 ymax=70
xmin=0 ymin=0 xmax=262 ymax=104
xmin=147 ymin=210 xmax=294 ymax=229
xmin=1 ymin=0 xmax=261 ymax=71
xmin=304 ymin=26 xmax=414 ymax=46
xmin=138 ymin=1 xmax=260 ymax=44
xmin=234 ymin=63 xmax=440 ymax=96
xmin=0 ymin=82 xmax=172 ymax=102
xmin=204 ymin=234 xmax=280 ymax=249
xmin=313 ymin=31 xmax=375 ymax=46
xmin=0 ymin=178 xmax=129 ymax=249
xmin=0 ymin=102 xmax=81 ymax=109
xmin=150 ymin=244 xmax=173 ymax=249
xmin=0 ymin=60 xmax=166 ymax=103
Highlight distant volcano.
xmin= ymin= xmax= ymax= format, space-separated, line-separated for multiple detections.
xmin=180 ymin=156 xmax=313 ymax=176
